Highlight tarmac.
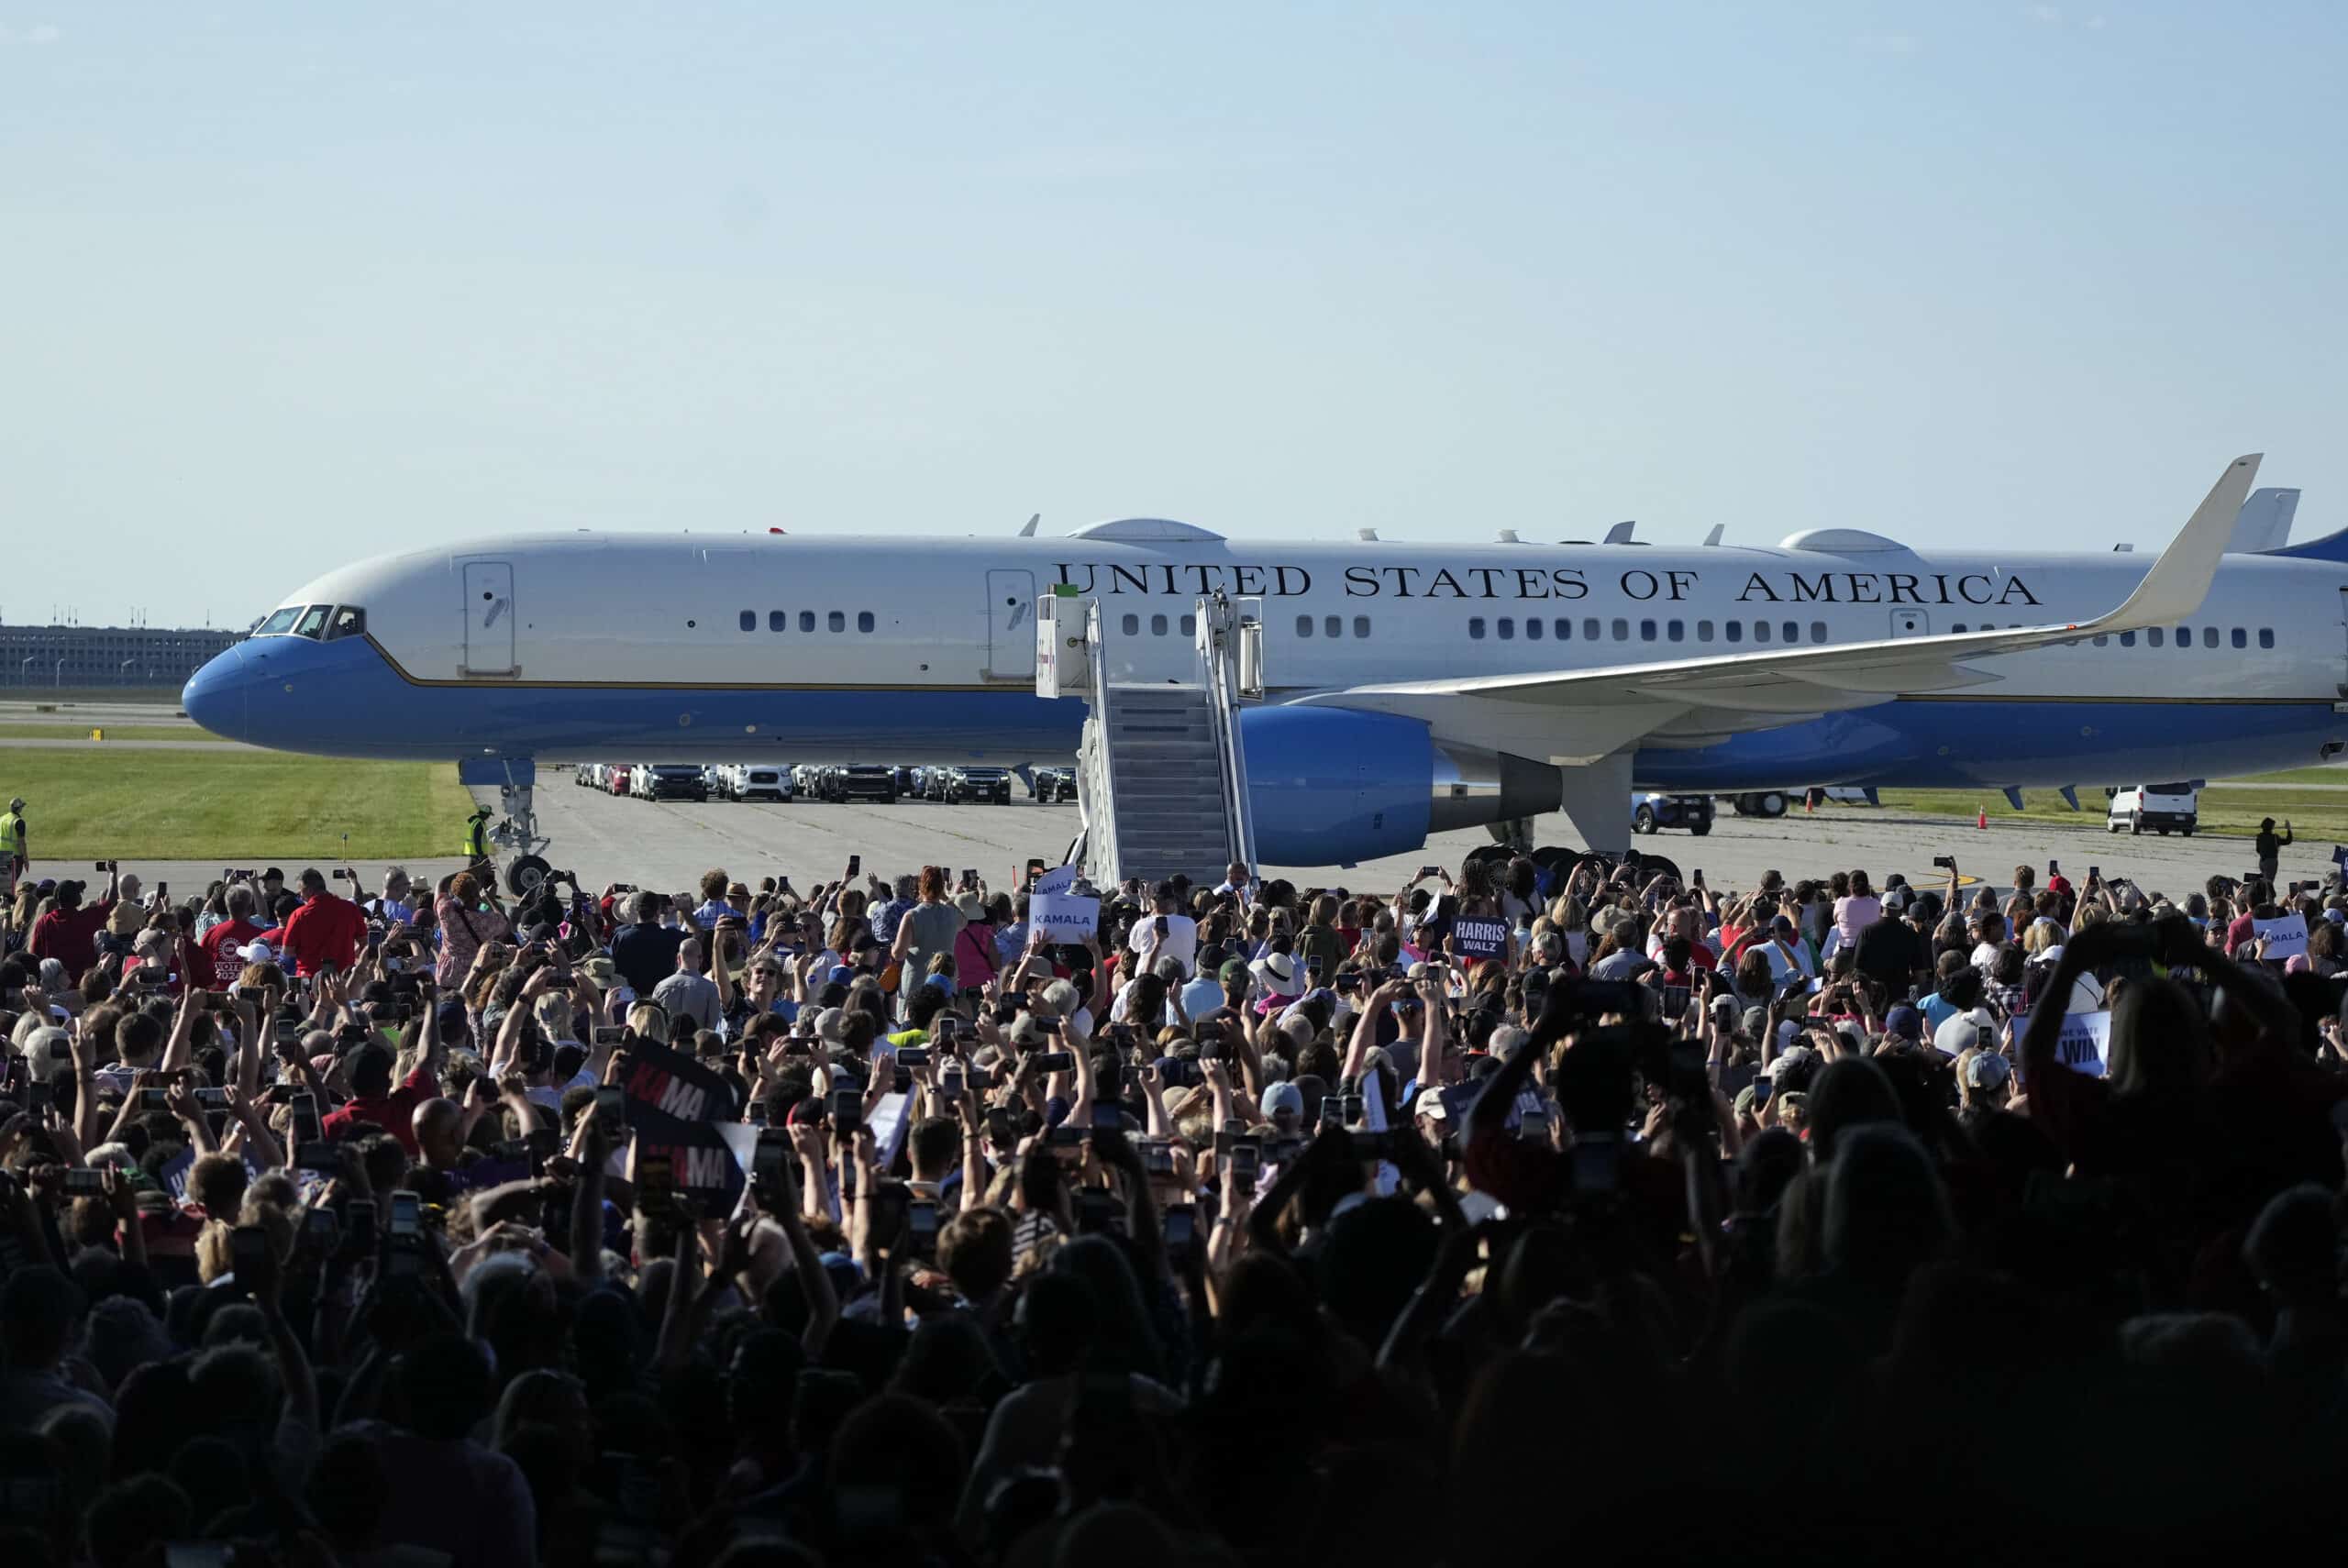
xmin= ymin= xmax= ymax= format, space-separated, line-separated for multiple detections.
xmin=22 ymin=769 xmax=2344 ymax=908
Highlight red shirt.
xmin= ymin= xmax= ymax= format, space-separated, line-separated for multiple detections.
xmin=29 ymin=899 xmax=115 ymax=985
xmin=200 ymin=919 xmax=266 ymax=988
xmin=321 ymin=1062 xmax=433 ymax=1156
xmin=281 ymin=891 xmax=368 ymax=977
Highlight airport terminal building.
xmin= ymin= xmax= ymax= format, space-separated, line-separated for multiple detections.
xmin=0 ymin=621 xmax=239 ymax=690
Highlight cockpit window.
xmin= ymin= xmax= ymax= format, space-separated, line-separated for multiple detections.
xmin=326 ymin=606 xmax=367 ymax=640
xmin=255 ymin=606 xmax=303 ymax=636
xmin=293 ymin=604 xmax=332 ymax=639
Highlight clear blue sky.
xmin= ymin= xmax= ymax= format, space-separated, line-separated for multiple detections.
xmin=4 ymin=2 xmax=2342 ymax=626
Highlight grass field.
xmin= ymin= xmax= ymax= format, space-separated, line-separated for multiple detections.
xmin=0 ymin=723 xmax=210 ymax=742
xmin=1877 ymin=787 xmax=2348 ymax=841
xmin=0 ymin=751 xmax=472 ymax=858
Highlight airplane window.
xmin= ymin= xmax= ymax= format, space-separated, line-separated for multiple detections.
xmin=828 ymin=611 xmax=847 ymax=633
xmin=255 ymin=607 xmax=303 ymax=636
xmin=2231 ymin=627 xmax=2245 ymax=648
xmin=1611 ymin=619 xmax=1629 ymax=641
xmin=2259 ymin=628 xmax=2275 ymax=648
xmin=1152 ymin=614 xmax=1169 ymax=636
xmin=739 ymin=611 xmax=756 ymax=632
xmin=1696 ymin=621 xmax=1713 ymax=643
xmin=1755 ymin=621 xmax=1773 ymax=644
xmin=2120 ymin=631 xmax=2135 ymax=646
xmin=1123 ymin=613 xmax=1141 ymax=636
xmin=1667 ymin=620 xmax=1684 ymax=642
xmin=1781 ymin=622 xmax=1798 ymax=644
xmin=1556 ymin=618 xmax=1573 ymax=641
xmin=1525 ymin=617 xmax=1543 ymax=641
xmin=1187 ymin=614 xmax=1202 ymax=636
xmin=326 ymin=607 xmax=367 ymax=640
xmin=294 ymin=605 xmax=332 ymax=639
xmin=2147 ymin=628 xmax=2164 ymax=647
xmin=858 ymin=612 xmax=875 ymax=634
xmin=2093 ymin=635 xmax=2108 ymax=646
xmin=769 ymin=611 xmax=786 ymax=632
xmin=1724 ymin=621 xmax=1742 ymax=645
xmin=1583 ymin=618 xmax=1600 ymax=641
xmin=1497 ymin=618 xmax=1515 ymax=640
xmin=2175 ymin=625 xmax=2189 ymax=646
xmin=2202 ymin=626 xmax=2218 ymax=648
xmin=1468 ymin=618 xmax=1486 ymax=640
xmin=1297 ymin=615 xmax=1313 ymax=638
xmin=800 ymin=611 xmax=815 ymax=633
xmin=1324 ymin=615 xmax=1341 ymax=639
xmin=1639 ymin=620 xmax=1656 ymax=642
xmin=1810 ymin=622 xmax=1827 ymax=644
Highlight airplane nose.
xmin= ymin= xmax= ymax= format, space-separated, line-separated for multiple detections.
xmin=182 ymin=645 xmax=249 ymax=742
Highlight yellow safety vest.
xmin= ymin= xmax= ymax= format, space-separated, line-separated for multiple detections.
xmin=0 ymin=810 xmax=22 ymax=865
xmin=463 ymin=817 xmax=489 ymax=859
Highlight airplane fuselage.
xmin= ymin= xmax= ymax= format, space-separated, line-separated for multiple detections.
xmin=182 ymin=524 xmax=2348 ymax=791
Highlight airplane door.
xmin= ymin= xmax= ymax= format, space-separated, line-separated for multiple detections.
xmin=986 ymin=570 xmax=1036 ymax=681
xmin=1889 ymin=609 xmax=1930 ymax=637
xmin=462 ymin=560 xmax=517 ymax=676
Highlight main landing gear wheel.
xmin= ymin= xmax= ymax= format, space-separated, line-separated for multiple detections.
xmin=506 ymin=855 xmax=552 ymax=898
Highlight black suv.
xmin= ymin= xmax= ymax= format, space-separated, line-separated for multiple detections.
xmin=827 ymin=764 xmax=899 ymax=803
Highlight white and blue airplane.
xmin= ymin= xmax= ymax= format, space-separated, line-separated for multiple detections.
xmin=183 ymin=454 xmax=2346 ymax=872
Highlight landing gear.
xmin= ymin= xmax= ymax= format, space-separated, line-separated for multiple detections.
xmin=489 ymin=778 xmax=553 ymax=896
xmin=1485 ymin=817 xmax=1534 ymax=853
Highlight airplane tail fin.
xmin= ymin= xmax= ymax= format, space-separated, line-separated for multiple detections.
xmin=2229 ymin=487 xmax=2300 ymax=553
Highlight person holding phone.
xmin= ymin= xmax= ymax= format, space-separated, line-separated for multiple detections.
xmin=891 ymin=866 xmax=966 ymax=1010
xmin=1127 ymin=882 xmax=1199 ymax=980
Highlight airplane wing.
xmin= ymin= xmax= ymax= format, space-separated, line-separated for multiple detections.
xmin=1299 ymin=454 xmax=2259 ymax=761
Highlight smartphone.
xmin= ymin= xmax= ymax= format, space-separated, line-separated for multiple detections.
xmin=907 ymin=1198 xmax=939 ymax=1253
xmin=593 ymin=1025 xmax=626 ymax=1047
xmin=194 ymin=1087 xmax=230 ymax=1110
xmin=1162 ymin=1205 xmax=1196 ymax=1251
xmin=262 ymin=1082 xmax=299 ymax=1105
xmin=961 ymin=868 xmax=978 ymax=889
xmin=753 ymin=1128 xmax=790 ymax=1190
xmin=2089 ymin=866 xmax=2100 ymax=881
xmin=388 ymin=1190 xmax=421 ymax=1239
xmin=291 ymin=1091 xmax=322 ymax=1145
xmin=1692 ymin=869 xmax=1705 ymax=888
xmin=1141 ymin=1140 xmax=1177 ymax=1176
xmin=229 ymin=1223 xmax=271 ymax=1292
xmin=2048 ymin=859 xmax=2059 ymax=875
xmin=1417 ymin=866 xmax=1441 ymax=880
xmin=594 ymin=1086 xmax=626 ymax=1127
xmin=344 ymin=1198 xmax=377 ymax=1255
xmin=830 ymin=1086 xmax=863 ymax=1134
xmin=1307 ymin=957 xmax=1325 ymax=981
xmin=1226 ymin=1140 xmax=1261 ymax=1185
xmin=896 ymin=1045 xmax=931 ymax=1069
xmin=938 ymin=1061 xmax=967 ymax=1099
xmin=1153 ymin=914 xmax=1169 ymax=938
xmin=63 ymin=1168 xmax=107 ymax=1197
xmin=138 ymin=1088 xmax=172 ymax=1113
xmin=1031 ymin=1050 xmax=1074 ymax=1074
xmin=1932 ymin=856 xmax=1955 ymax=870
xmin=303 ymin=1207 xmax=339 ymax=1249
xmin=846 ymin=855 xmax=861 ymax=878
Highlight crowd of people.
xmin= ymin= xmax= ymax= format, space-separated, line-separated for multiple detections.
xmin=6 ymin=834 xmax=2348 ymax=1564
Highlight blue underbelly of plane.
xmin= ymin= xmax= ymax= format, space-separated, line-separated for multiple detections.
xmin=183 ymin=635 xmax=2343 ymax=787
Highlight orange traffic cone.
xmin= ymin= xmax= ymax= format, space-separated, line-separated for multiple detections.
xmin=1977 ymin=805 xmax=1988 ymax=830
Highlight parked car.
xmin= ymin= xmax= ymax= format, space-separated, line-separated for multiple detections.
xmin=825 ymin=764 xmax=899 ymax=803
xmin=1632 ymin=792 xmax=1712 ymax=835
xmin=724 ymin=764 xmax=790 ymax=801
xmin=940 ymin=766 xmax=1013 ymax=804
xmin=606 ymin=765 xmax=632 ymax=797
xmin=792 ymin=765 xmax=825 ymax=798
xmin=1032 ymin=766 xmax=1079 ymax=802
xmin=637 ymin=764 xmax=709 ymax=802
xmin=2107 ymin=782 xmax=2198 ymax=836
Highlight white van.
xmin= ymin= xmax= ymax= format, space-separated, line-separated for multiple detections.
xmin=731 ymin=764 xmax=791 ymax=802
xmin=2107 ymin=782 xmax=2198 ymax=836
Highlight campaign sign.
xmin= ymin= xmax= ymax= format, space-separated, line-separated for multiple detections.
xmin=1453 ymin=917 xmax=1509 ymax=960
xmin=2254 ymin=912 xmax=2309 ymax=962
xmin=1032 ymin=891 xmax=1102 ymax=939
xmin=2053 ymin=1010 xmax=2112 ymax=1077
xmin=1033 ymin=864 xmax=1080 ymax=896
xmin=620 ymin=1039 xmax=747 ymax=1201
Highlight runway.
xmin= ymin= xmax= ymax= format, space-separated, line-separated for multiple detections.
xmin=30 ymin=767 xmax=2340 ymax=911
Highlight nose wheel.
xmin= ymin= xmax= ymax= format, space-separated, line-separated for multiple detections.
xmin=491 ymin=782 xmax=553 ymax=896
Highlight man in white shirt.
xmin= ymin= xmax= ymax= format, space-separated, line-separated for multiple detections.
xmin=1126 ymin=883 xmax=1199 ymax=979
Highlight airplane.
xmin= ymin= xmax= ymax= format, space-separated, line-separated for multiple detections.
xmin=182 ymin=453 xmax=2348 ymax=883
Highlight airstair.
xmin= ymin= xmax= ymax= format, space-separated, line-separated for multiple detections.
xmin=1036 ymin=590 xmax=1260 ymax=888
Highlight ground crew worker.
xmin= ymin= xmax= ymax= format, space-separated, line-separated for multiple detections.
xmin=0 ymin=796 xmax=26 ymax=906
xmin=463 ymin=805 xmax=495 ymax=883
